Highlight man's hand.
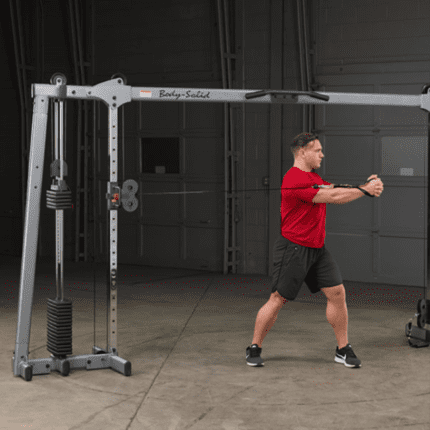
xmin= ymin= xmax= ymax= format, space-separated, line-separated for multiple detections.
xmin=362 ymin=177 xmax=384 ymax=197
xmin=366 ymin=174 xmax=379 ymax=183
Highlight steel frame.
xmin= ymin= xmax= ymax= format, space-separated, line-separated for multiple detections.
xmin=12 ymin=77 xmax=430 ymax=381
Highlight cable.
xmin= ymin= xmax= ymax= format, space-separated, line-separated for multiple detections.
xmin=137 ymin=182 xmax=373 ymax=196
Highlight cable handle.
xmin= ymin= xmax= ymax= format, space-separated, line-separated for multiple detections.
xmin=312 ymin=183 xmax=374 ymax=197
xmin=312 ymin=177 xmax=380 ymax=197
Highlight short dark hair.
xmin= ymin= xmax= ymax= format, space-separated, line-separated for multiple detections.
xmin=291 ymin=132 xmax=319 ymax=158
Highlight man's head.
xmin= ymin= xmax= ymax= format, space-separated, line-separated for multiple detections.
xmin=291 ymin=132 xmax=324 ymax=172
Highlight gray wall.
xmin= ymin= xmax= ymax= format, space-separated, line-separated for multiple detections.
xmin=0 ymin=0 xmax=91 ymax=259
xmin=92 ymin=0 xmax=226 ymax=271
xmin=315 ymin=0 xmax=429 ymax=287
xmin=1 ymin=0 xmax=429 ymax=287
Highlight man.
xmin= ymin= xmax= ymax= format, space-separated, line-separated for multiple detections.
xmin=246 ymin=132 xmax=384 ymax=368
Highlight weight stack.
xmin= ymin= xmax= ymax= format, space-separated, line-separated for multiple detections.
xmin=47 ymin=298 xmax=73 ymax=358
xmin=46 ymin=188 xmax=73 ymax=210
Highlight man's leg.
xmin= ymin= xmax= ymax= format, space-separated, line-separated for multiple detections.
xmin=321 ymin=285 xmax=349 ymax=349
xmin=251 ymin=291 xmax=286 ymax=348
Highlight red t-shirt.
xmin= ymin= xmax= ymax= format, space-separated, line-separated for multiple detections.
xmin=280 ymin=167 xmax=332 ymax=248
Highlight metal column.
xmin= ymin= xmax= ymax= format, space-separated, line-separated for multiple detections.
xmin=13 ymin=95 xmax=50 ymax=378
xmin=68 ymin=0 xmax=91 ymax=263
xmin=217 ymin=0 xmax=239 ymax=274
xmin=297 ymin=0 xmax=314 ymax=132
xmin=268 ymin=0 xmax=284 ymax=277
xmin=9 ymin=0 xmax=37 ymax=250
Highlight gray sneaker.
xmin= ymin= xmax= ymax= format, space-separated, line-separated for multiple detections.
xmin=246 ymin=344 xmax=264 ymax=366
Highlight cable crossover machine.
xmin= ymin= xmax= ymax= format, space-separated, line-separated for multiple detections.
xmin=12 ymin=73 xmax=430 ymax=381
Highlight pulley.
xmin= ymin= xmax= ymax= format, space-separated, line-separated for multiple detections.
xmin=107 ymin=179 xmax=139 ymax=212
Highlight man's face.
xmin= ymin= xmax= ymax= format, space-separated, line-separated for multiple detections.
xmin=305 ymin=139 xmax=324 ymax=170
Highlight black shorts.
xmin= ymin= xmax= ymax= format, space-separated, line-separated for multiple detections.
xmin=270 ymin=234 xmax=343 ymax=301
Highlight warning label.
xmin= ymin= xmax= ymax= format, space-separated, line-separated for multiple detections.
xmin=140 ymin=91 xmax=152 ymax=98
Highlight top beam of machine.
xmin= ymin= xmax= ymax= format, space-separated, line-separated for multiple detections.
xmin=31 ymin=80 xmax=429 ymax=112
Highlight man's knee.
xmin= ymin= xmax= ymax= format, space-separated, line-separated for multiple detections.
xmin=321 ymin=284 xmax=345 ymax=301
xmin=270 ymin=290 xmax=286 ymax=307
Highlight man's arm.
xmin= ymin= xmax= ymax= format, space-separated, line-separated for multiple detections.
xmin=329 ymin=176 xmax=380 ymax=203
xmin=335 ymin=185 xmax=367 ymax=204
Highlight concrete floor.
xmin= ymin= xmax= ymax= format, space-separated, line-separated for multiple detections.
xmin=1 ymin=254 xmax=429 ymax=430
